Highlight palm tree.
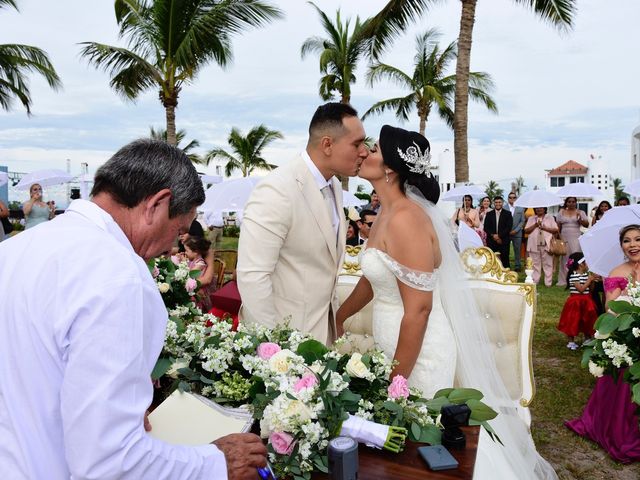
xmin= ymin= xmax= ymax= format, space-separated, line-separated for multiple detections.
xmin=300 ymin=2 xmax=370 ymax=104
xmin=0 ymin=0 xmax=61 ymax=114
xmin=613 ymin=177 xmax=625 ymax=202
xmin=365 ymin=0 xmax=576 ymax=182
xmin=149 ymin=126 xmax=204 ymax=165
xmin=513 ymin=175 xmax=526 ymax=196
xmin=80 ymin=0 xmax=282 ymax=146
xmin=485 ymin=180 xmax=503 ymax=200
xmin=206 ymin=125 xmax=283 ymax=177
xmin=363 ymin=29 xmax=496 ymax=136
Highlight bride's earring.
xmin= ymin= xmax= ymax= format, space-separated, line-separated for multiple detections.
xmin=385 ymin=170 xmax=390 ymax=183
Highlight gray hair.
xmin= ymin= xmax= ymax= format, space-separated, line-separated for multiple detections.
xmin=91 ymin=139 xmax=205 ymax=217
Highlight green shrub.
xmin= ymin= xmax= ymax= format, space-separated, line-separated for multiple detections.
xmin=223 ymin=225 xmax=240 ymax=237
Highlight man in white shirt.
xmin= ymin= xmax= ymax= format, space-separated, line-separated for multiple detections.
xmin=238 ymin=103 xmax=369 ymax=344
xmin=0 ymin=140 xmax=266 ymax=479
xmin=205 ymin=209 xmax=225 ymax=249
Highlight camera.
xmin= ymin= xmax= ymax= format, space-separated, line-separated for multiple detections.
xmin=440 ymin=404 xmax=471 ymax=450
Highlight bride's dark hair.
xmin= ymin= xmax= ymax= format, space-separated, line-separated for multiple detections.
xmin=379 ymin=125 xmax=440 ymax=203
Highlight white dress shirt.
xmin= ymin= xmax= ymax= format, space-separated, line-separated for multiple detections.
xmin=204 ymin=210 xmax=224 ymax=228
xmin=0 ymin=200 xmax=226 ymax=479
xmin=301 ymin=150 xmax=339 ymax=236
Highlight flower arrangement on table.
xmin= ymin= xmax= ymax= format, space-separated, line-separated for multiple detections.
xmin=149 ymin=255 xmax=499 ymax=479
xmin=583 ymin=280 xmax=640 ymax=405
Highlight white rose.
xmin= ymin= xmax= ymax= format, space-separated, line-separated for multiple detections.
xmin=588 ymin=361 xmax=605 ymax=378
xmin=269 ymin=349 xmax=294 ymax=374
xmin=158 ymin=282 xmax=170 ymax=293
xmin=167 ymin=358 xmax=191 ymax=379
xmin=594 ymin=330 xmax=610 ymax=340
xmin=284 ymin=399 xmax=313 ymax=423
xmin=633 ymin=328 xmax=640 ymax=338
xmin=345 ymin=352 xmax=370 ymax=379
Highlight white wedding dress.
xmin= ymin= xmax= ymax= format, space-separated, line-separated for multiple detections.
xmin=361 ymin=247 xmax=456 ymax=398
xmin=358 ymin=186 xmax=558 ymax=479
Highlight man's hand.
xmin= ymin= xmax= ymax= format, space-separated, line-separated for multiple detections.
xmin=214 ymin=433 xmax=267 ymax=480
xmin=510 ymin=230 xmax=516 ymax=236
xmin=144 ymin=410 xmax=152 ymax=432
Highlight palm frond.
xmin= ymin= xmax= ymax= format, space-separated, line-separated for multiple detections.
xmin=0 ymin=0 xmax=18 ymax=11
xmin=513 ymin=0 xmax=576 ymax=30
xmin=362 ymin=94 xmax=415 ymax=122
xmin=0 ymin=44 xmax=61 ymax=114
xmin=366 ymin=63 xmax=413 ymax=89
xmin=361 ymin=0 xmax=440 ymax=59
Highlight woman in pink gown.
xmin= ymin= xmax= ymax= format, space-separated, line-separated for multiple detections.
xmin=565 ymin=225 xmax=640 ymax=463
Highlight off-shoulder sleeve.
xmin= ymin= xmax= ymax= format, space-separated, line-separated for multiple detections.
xmin=604 ymin=277 xmax=628 ymax=292
xmin=374 ymin=249 xmax=437 ymax=292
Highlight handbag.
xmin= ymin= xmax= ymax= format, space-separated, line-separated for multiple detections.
xmin=548 ymin=235 xmax=567 ymax=256
xmin=1 ymin=216 xmax=13 ymax=235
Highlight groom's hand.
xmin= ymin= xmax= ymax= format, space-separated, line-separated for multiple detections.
xmin=214 ymin=433 xmax=267 ymax=480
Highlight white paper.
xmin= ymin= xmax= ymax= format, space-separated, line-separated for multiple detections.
xmin=148 ymin=390 xmax=253 ymax=445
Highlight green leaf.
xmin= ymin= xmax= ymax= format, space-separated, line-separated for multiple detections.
xmin=337 ymin=390 xmax=361 ymax=405
xmin=433 ymin=388 xmax=454 ymax=398
xmin=595 ymin=313 xmax=620 ymax=335
xmin=425 ymin=396 xmax=450 ymax=413
xmin=448 ymin=388 xmax=484 ymax=404
xmin=581 ymin=347 xmax=594 ymax=368
xmin=618 ymin=313 xmax=635 ymax=331
xmin=418 ymin=424 xmax=442 ymax=445
xmin=629 ymin=362 xmax=640 ymax=379
xmin=633 ymin=383 xmax=640 ymax=406
xmin=178 ymin=381 xmax=191 ymax=393
xmin=467 ymin=399 xmax=498 ymax=422
xmin=296 ymin=339 xmax=329 ymax=364
xmin=410 ymin=422 xmax=421 ymax=441
xmin=151 ymin=357 xmax=172 ymax=380
xmin=608 ymin=300 xmax=640 ymax=314
xmin=383 ymin=400 xmax=402 ymax=413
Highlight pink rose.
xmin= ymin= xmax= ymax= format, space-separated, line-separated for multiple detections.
xmin=257 ymin=342 xmax=281 ymax=360
xmin=388 ymin=375 xmax=410 ymax=399
xmin=185 ymin=277 xmax=197 ymax=293
xmin=293 ymin=374 xmax=318 ymax=392
xmin=170 ymin=255 xmax=181 ymax=266
xmin=270 ymin=431 xmax=295 ymax=455
xmin=152 ymin=266 xmax=160 ymax=278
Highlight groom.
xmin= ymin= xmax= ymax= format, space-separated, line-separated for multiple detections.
xmin=237 ymin=103 xmax=368 ymax=344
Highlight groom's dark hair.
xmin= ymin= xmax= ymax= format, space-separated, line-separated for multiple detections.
xmin=308 ymin=102 xmax=358 ymax=142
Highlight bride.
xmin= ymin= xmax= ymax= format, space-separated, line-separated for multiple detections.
xmin=336 ymin=125 xmax=557 ymax=479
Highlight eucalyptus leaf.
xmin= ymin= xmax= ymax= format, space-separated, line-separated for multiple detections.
xmin=608 ymin=300 xmax=640 ymax=315
xmin=419 ymin=424 xmax=442 ymax=445
xmin=151 ymin=357 xmax=172 ymax=380
xmin=595 ymin=313 xmax=620 ymax=335
xmin=633 ymin=383 xmax=640 ymax=406
xmin=581 ymin=347 xmax=594 ymax=368
xmin=618 ymin=313 xmax=635 ymax=331
xmin=433 ymin=388 xmax=454 ymax=398
xmin=410 ymin=422 xmax=421 ymax=441
xmin=467 ymin=399 xmax=498 ymax=422
xmin=296 ymin=339 xmax=329 ymax=364
xmin=448 ymin=388 xmax=484 ymax=403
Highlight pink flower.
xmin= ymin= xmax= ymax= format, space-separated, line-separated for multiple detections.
xmin=270 ymin=432 xmax=295 ymax=455
xmin=257 ymin=342 xmax=281 ymax=360
xmin=293 ymin=374 xmax=318 ymax=392
xmin=170 ymin=255 xmax=181 ymax=266
xmin=185 ymin=277 xmax=198 ymax=293
xmin=388 ymin=375 xmax=410 ymax=399
xmin=152 ymin=266 xmax=160 ymax=278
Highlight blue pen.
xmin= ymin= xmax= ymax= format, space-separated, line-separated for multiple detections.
xmin=257 ymin=462 xmax=277 ymax=479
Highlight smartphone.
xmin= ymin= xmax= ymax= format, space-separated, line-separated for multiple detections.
xmin=418 ymin=445 xmax=459 ymax=471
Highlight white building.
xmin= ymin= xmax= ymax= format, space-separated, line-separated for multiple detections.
xmin=631 ymin=125 xmax=640 ymax=182
xmin=545 ymin=158 xmax=614 ymax=214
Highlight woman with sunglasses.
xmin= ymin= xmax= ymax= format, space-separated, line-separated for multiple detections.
xmin=23 ymin=183 xmax=55 ymax=230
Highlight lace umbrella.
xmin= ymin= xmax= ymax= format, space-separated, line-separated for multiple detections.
xmin=16 ymin=169 xmax=74 ymax=191
xmin=513 ymin=190 xmax=562 ymax=208
xmin=579 ymin=205 xmax=640 ymax=276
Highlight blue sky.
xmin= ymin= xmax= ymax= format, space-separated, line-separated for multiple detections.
xmin=1 ymin=0 xmax=639 ymax=203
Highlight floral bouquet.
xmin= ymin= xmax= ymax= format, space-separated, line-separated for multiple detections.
xmin=583 ymin=279 xmax=640 ymax=405
xmin=152 ymin=308 xmax=498 ymax=479
xmin=148 ymin=256 xmax=202 ymax=310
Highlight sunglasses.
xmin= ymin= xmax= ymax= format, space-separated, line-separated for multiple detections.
xmin=363 ymin=221 xmax=374 ymax=227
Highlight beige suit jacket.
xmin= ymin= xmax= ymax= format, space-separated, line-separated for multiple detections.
xmin=237 ymin=155 xmax=346 ymax=344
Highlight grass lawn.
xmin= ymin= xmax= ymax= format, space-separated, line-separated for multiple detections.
xmin=531 ymin=283 xmax=640 ymax=479
xmin=218 ymin=236 xmax=239 ymax=250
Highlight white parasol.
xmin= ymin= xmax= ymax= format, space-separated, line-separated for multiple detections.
xmin=513 ymin=190 xmax=562 ymax=208
xmin=623 ymin=179 xmax=640 ymax=198
xmin=200 ymin=174 xmax=223 ymax=185
xmin=342 ymin=191 xmax=367 ymax=207
xmin=16 ymin=169 xmax=74 ymax=191
xmin=440 ymin=184 xmax=486 ymax=202
xmin=555 ymin=183 xmax=602 ymax=198
xmin=201 ymin=176 xmax=263 ymax=215
xmin=579 ymin=205 xmax=640 ymax=276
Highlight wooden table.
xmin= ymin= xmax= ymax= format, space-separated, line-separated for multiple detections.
xmin=312 ymin=426 xmax=478 ymax=480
